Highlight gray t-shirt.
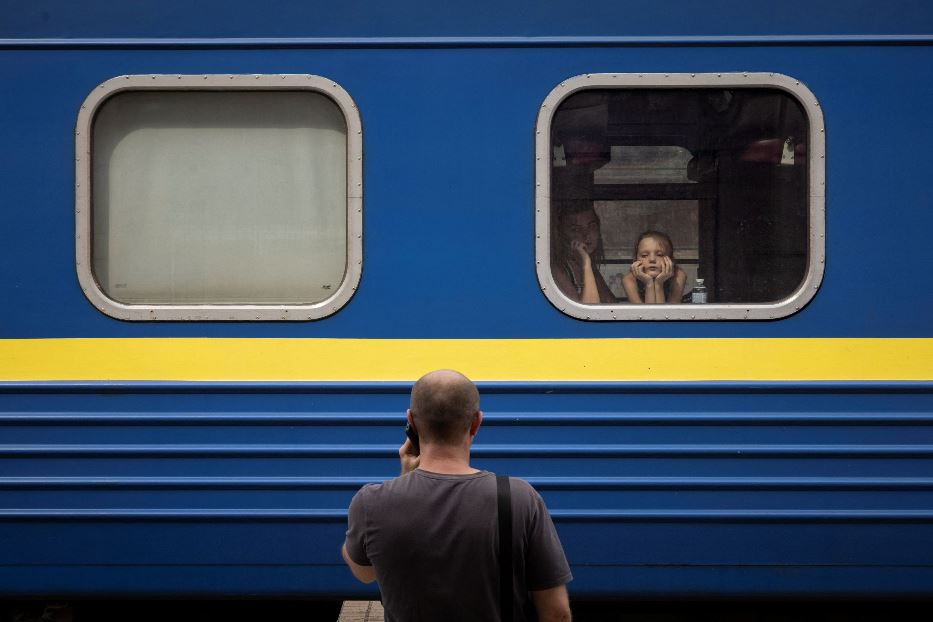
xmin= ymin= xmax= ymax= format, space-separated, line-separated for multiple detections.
xmin=345 ymin=469 xmax=572 ymax=622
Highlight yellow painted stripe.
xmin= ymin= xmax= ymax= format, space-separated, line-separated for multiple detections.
xmin=0 ymin=338 xmax=931 ymax=382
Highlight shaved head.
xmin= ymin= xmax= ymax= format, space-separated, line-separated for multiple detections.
xmin=409 ymin=370 xmax=480 ymax=445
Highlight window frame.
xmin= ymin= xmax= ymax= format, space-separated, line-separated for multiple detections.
xmin=535 ymin=72 xmax=825 ymax=321
xmin=75 ymin=74 xmax=363 ymax=321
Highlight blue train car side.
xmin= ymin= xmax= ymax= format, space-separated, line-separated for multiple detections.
xmin=1 ymin=0 xmax=933 ymax=600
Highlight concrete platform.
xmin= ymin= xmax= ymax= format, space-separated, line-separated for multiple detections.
xmin=336 ymin=600 xmax=384 ymax=622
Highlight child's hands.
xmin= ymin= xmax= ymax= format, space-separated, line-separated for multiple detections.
xmin=656 ymin=256 xmax=674 ymax=284
xmin=631 ymin=260 xmax=653 ymax=284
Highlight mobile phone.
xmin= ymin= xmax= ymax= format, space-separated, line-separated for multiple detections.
xmin=404 ymin=421 xmax=420 ymax=455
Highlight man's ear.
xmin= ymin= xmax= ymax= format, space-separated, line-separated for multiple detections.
xmin=469 ymin=411 xmax=483 ymax=437
xmin=406 ymin=409 xmax=416 ymax=432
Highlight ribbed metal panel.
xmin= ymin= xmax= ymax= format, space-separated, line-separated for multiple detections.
xmin=2 ymin=382 xmax=932 ymax=596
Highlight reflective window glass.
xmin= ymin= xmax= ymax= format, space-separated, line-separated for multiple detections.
xmin=92 ymin=90 xmax=348 ymax=305
xmin=537 ymin=74 xmax=824 ymax=320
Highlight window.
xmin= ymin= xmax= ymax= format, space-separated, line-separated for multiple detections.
xmin=535 ymin=73 xmax=825 ymax=320
xmin=76 ymin=75 xmax=362 ymax=320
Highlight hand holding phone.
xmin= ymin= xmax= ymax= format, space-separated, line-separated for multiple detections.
xmin=404 ymin=421 xmax=420 ymax=455
xmin=400 ymin=420 xmax=421 ymax=475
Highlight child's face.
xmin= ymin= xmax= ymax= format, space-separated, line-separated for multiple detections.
xmin=636 ymin=236 xmax=671 ymax=276
xmin=562 ymin=211 xmax=601 ymax=255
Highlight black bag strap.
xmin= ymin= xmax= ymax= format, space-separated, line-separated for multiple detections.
xmin=496 ymin=474 xmax=513 ymax=622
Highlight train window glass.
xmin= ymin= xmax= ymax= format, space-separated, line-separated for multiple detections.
xmin=535 ymin=73 xmax=825 ymax=320
xmin=75 ymin=75 xmax=362 ymax=321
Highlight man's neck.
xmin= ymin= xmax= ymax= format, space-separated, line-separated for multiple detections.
xmin=415 ymin=444 xmax=478 ymax=475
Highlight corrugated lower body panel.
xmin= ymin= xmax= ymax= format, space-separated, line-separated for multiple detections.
xmin=1 ymin=382 xmax=932 ymax=597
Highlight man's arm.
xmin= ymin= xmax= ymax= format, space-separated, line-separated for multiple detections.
xmin=341 ymin=542 xmax=376 ymax=584
xmin=531 ymin=584 xmax=572 ymax=622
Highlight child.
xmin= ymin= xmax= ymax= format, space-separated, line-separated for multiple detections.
xmin=622 ymin=230 xmax=687 ymax=304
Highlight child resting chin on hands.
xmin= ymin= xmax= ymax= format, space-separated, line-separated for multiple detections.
xmin=622 ymin=230 xmax=687 ymax=304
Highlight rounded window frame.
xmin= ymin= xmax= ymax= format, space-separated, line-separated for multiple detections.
xmin=75 ymin=74 xmax=363 ymax=321
xmin=534 ymin=72 xmax=825 ymax=321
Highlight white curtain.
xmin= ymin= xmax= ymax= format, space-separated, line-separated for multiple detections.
xmin=92 ymin=90 xmax=348 ymax=304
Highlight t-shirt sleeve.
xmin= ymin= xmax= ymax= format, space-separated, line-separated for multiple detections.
xmin=521 ymin=482 xmax=573 ymax=591
xmin=344 ymin=487 xmax=372 ymax=566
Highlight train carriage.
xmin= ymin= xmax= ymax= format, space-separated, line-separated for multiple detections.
xmin=1 ymin=0 xmax=933 ymax=603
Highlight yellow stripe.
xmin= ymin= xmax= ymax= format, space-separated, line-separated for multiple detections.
xmin=0 ymin=338 xmax=931 ymax=382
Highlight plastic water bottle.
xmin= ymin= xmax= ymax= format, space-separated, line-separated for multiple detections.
xmin=691 ymin=278 xmax=707 ymax=304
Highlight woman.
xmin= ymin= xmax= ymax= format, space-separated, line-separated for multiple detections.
xmin=550 ymin=202 xmax=615 ymax=304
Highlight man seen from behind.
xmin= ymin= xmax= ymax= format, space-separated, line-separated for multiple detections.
xmin=342 ymin=369 xmax=573 ymax=621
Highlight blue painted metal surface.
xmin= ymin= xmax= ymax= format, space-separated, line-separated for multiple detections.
xmin=1 ymin=42 xmax=932 ymax=337
xmin=2 ymin=0 xmax=931 ymax=39
xmin=2 ymin=382 xmax=933 ymax=596
xmin=2 ymin=0 xmax=933 ymax=601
